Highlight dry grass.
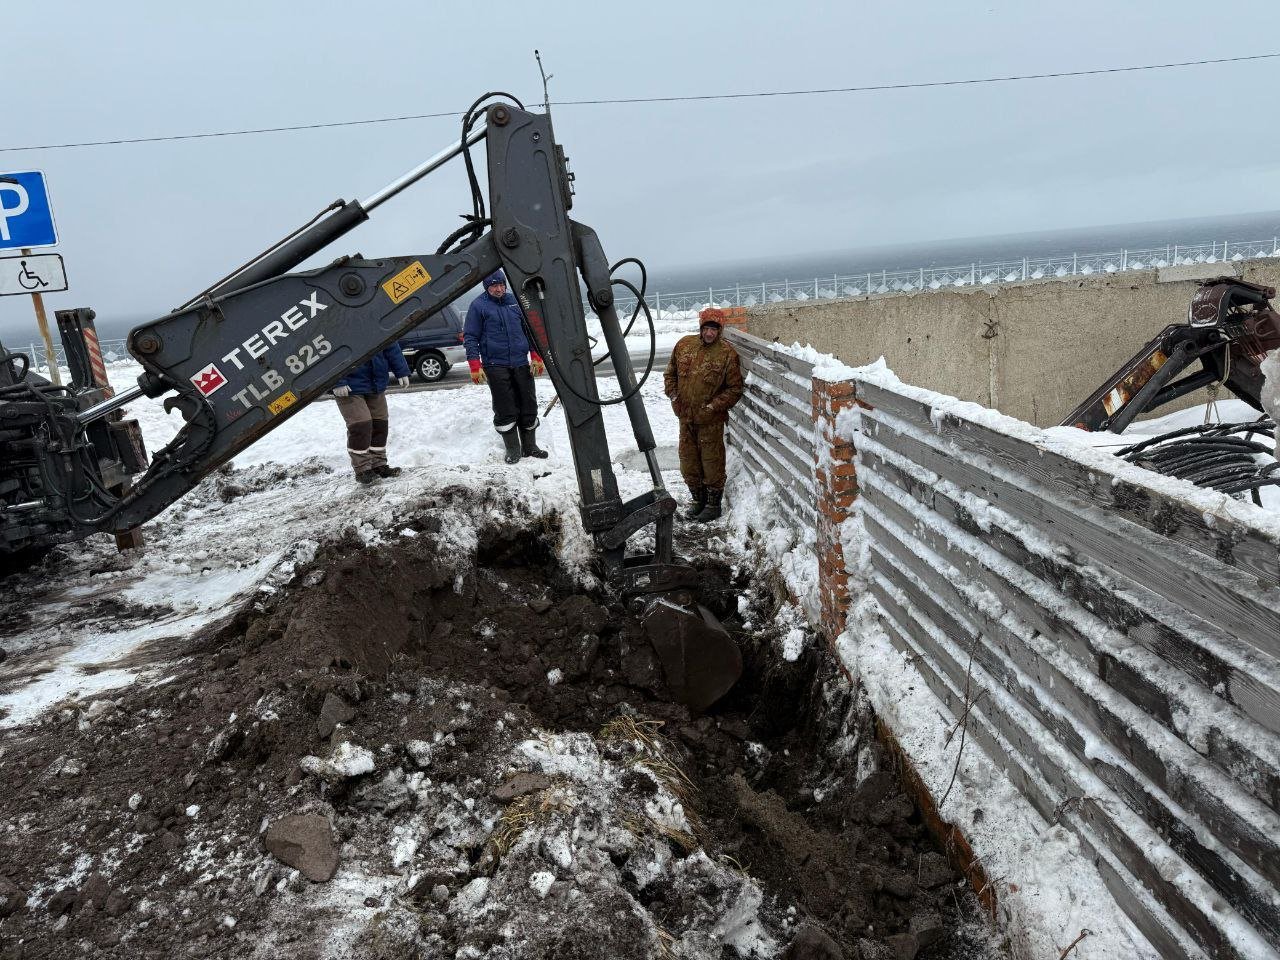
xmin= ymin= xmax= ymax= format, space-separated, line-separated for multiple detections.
xmin=489 ymin=788 xmax=573 ymax=857
xmin=655 ymin=926 xmax=677 ymax=958
xmin=599 ymin=714 xmax=704 ymax=844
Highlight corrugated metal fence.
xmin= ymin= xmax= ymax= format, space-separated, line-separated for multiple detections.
xmin=724 ymin=329 xmax=816 ymax=529
xmin=855 ymin=375 xmax=1280 ymax=959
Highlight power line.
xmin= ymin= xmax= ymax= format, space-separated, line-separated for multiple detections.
xmin=3 ymin=52 xmax=1277 ymax=154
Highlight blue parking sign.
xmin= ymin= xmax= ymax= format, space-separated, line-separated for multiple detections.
xmin=0 ymin=171 xmax=58 ymax=250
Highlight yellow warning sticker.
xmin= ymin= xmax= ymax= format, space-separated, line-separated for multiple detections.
xmin=382 ymin=261 xmax=432 ymax=304
xmin=268 ymin=391 xmax=298 ymax=415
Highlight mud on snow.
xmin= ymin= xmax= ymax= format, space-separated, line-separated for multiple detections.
xmin=0 ymin=475 xmax=1000 ymax=960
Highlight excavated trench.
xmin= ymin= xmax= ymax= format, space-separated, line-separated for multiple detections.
xmin=0 ymin=511 xmax=998 ymax=960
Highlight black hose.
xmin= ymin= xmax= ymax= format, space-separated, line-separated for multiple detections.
xmin=439 ymin=92 xmax=525 ymax=256
xmin=517 ymin=266 xmax=658 ymax=409
xmin=1118 ymin=418 xmax=1277 ymax=506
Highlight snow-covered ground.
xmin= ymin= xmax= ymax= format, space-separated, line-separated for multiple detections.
xmin=0 ymin=360 xmax=700 ymax=728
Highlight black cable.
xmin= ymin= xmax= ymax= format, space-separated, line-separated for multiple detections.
xmin=1 ymin=350 xmax=28 ymax=383
xmin=440 ymin=93 xmax=525 ymax=256
xmin=6 ymin=53 xmax=1279 ymax=153
xmin=1119 ymin=419 xmax=1277 ymax=506
xmin=517 ymin=273 xmax=656 ymax=407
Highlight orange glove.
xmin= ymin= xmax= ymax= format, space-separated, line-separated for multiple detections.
xmin=530 ymin=353 xmax=545 ymax=377
xmin=469 ymin=359 xmax=487 ymax=385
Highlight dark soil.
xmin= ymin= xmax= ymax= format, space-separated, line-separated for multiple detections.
xmin=0 ymin=510 xmax=995 ymax=960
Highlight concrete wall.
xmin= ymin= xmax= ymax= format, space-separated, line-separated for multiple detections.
xmin=747 ymin=259 xmax=1280 ymax=426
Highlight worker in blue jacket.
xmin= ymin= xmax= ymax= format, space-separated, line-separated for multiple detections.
xmin=331 ymin=342 xmax=411 ymax=483
xmin=464 ymin=270 xmax=547 ymax=464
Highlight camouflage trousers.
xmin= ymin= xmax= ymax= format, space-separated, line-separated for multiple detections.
xmin=678 ymin=419 xmax=727 ymax=491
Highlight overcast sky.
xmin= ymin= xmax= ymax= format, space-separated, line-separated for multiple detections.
xmin=3 ymin=0 xmax=1280 ymax=340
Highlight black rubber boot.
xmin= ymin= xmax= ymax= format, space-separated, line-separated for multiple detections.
xmin=374 ymin=464 xmax=402 ymax=478
xmin=519 ymin=426 xmax=549 ymax=459
xmin=684 ymin=486 xmax=707 ymax=520
xmin=696 ymin=488 xmax=723 ymax=522
xmin=500 ymin=428 xmax=522 ymax=464
xmin=355 ymin=470 xmax=380 ymax=485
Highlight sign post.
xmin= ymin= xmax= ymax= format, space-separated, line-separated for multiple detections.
xmin=23 ymin=247 xmax=60 ymax=384
xmin=1 ymin=172 xmax=62 ymax=384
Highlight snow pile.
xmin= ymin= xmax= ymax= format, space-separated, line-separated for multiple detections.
xmin=262 ymin=694 xmax=780 ymax=960
xmin=776 ymin=341 xmax=862 ymax=383
xmin=724 ymin=451 xmax=819 ymax=623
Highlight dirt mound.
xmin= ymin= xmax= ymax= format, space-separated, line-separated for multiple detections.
xmin=0 ymin=513 xmax=998 ymax=960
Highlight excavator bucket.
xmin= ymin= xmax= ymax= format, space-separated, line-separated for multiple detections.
xmin=642 ymin=598 xmax=743 ymax=712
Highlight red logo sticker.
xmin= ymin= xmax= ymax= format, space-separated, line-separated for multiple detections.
xmin=191 ymin=363 xmax=227 ymax=397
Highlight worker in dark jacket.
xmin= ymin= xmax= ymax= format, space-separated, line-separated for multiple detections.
xmin=663 ymin=317 xmax=743 ymax=522
xmin=332 ymin=343 xmax=411 ymax=484
xmin=464 ymin=270 xmax=547 ymax=464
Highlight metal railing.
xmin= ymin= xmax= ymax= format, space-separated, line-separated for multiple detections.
xmin=23 ymin=338 xmax=131 ymax=374
xmin=19 ymin=235 xmax=1280 ymax=369
xmin=599 ymin=236 xmax=1280 ymax=319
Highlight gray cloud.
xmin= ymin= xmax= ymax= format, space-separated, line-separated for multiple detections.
xmin=3 ymin=0 xmax=1280 ymax=341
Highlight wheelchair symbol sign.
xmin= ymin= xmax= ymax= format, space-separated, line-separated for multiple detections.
xmin=0 ymin=253 xmax=68 ymax=296
xmin=0 ymin=171 xmax=58 ymax=250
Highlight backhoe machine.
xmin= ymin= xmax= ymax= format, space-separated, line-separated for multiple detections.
xmin=1061 ymin=277 xmax=1280 ymax=433
xmin=0 ymin=96 xmax=742 ymax=710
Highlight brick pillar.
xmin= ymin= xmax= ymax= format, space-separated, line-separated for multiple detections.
xmin=698 ymin=306 xmax=748 ymax=333
xmin=812 ymin=377 xmax=859 ymax=642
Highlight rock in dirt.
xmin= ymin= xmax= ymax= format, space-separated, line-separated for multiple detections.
xmin=916 ymin=851 xmax=957 ymax=889
xmin=46 ymin=886 xmax=77 ymax=916
xmin=76 ymin=872 xmax=112 ymax=912
xmin=264 ymin=814 xmax=339 ymax=882
xmin=0 ymin=876 xmax=24 ymax=918
xmin=782 ymin=923 xmax=844 ymax=959
xmin=103 ymin=890 xmax=131 ymax=918
xmin=316 ymin=692 xmax=356 ymax=739
xmin=884 ymin=931 xmax=919 ymax=960
xmin=491 ymin=771 xmax=552 ymax=803
xmin=908 ymin=910 xmax=943 ymax=947
xmin=527 ymin=597 xmax=553 ymax=614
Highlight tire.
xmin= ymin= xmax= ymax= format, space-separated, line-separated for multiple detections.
xmin=415 ymin=351 xmax=448 ymax=383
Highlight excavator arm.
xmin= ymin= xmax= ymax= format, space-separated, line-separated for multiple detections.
xmin=50 ymin=101 xmax=741 ymax=710
xmin=1061 ymin=277 xmax=1280 ymax=432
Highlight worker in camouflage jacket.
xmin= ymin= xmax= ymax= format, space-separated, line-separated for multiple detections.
xmin=663 ymin=317 xmax=744 ymax=522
